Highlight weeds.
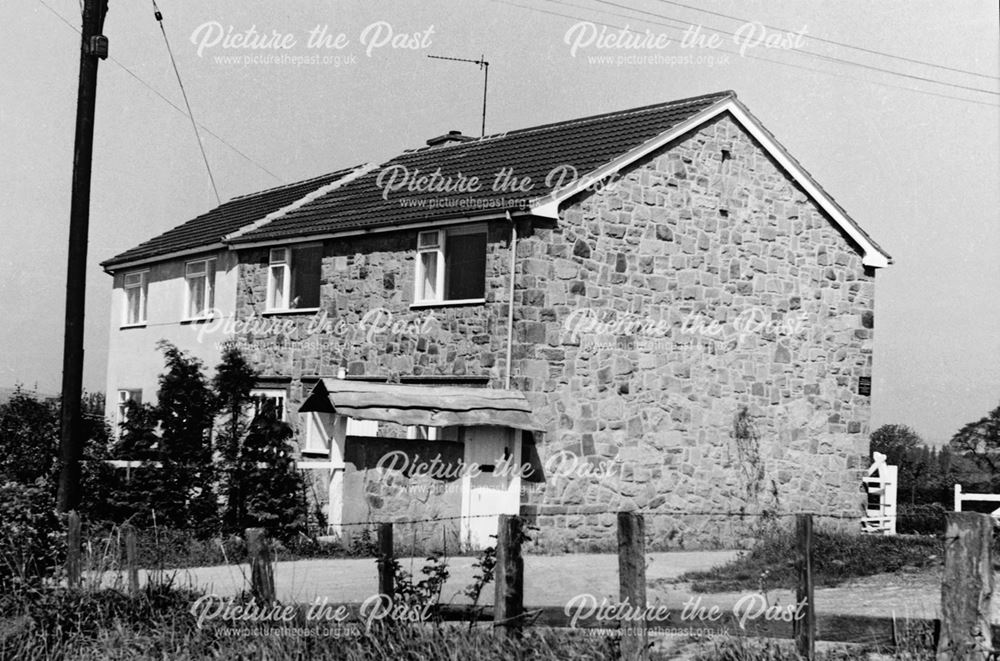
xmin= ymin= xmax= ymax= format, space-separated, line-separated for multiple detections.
xmin=681 ymin=529 xmax=941 ymax=592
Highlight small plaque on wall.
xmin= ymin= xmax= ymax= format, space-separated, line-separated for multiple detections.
xmin=858 ymin=376 xmax=872 ymax=396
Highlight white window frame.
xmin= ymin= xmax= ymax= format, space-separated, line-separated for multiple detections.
xmin=116 ymin=389 xmax=142 ymax=430
xmin=414 ymin=230 xmax=446 ymax=304
xmin=266 ymin=248 xmax=290 ymax=311
xmin=122 ymin=270 xmax=148 ymax=327
xmin=413 ymin=224 xmax=487 ymax=306
xmin=249 ymin=387 xmax=287 ymax=422
xmin=266 ymin=244 xmax=322 ymax=312
xmin=183 ymin=259 xmax=215 ymax=320
xmin=302 ymin=412 xmax=330 ymax=455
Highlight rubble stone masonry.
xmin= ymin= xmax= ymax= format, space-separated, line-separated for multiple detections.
xmin=234 ymin=113 xmax=875 ymax=550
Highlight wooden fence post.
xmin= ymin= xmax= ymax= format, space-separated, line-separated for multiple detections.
xmin=246 ymin=528 xmax=275 ymax=604
xmin=794 ymin=514 xmax=816 ymax=660
xmin=377 ymin=523 xmax=394 ymax=599
xmin=123 ymin=523 xmax=139 ymax=596
xmin=938 ymin=512 xmax=993 ymax=659
xmin=617 ymin=511 xmax=648 ymax=661
xmin=494 ymin=514 xmax=524 ymax=631
xmin=66 ymin=510 xmax=81 ymax=589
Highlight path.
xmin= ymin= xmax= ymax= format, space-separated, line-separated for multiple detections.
xmin=101 ymin=552 xmax=982 ymax=622
xmin=102 ymin=551 xmax=740 ymax=606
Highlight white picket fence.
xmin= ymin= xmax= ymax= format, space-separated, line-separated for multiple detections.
xmin=954 ymin=484 xmax=1000 ymax=522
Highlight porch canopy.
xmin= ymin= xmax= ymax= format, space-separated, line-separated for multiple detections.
xmin=298 ymin=378 xmax=546 ymax=432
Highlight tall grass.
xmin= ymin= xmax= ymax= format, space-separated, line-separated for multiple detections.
xmin=681 ymin=530 xmax=941 ymax=593
xmin=0 ymin=584 xmax=616 ymax=660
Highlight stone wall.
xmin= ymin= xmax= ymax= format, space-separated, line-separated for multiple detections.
xmin=233 ymin=112 xmax=875 ymax=550
xmin=511 ymin=113 xmax=874 ymax=550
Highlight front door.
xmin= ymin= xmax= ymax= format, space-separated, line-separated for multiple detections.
xmin=461 ymin=426 xmax=522 ymax=549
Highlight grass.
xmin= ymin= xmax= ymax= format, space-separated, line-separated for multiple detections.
xmin=80 ymin=524 xmax=383 ymax=571
xmin=679 ymin=529 xmax=941 ymax=593
xmin=0 ymin=583 xmax=617 ymax=660
xmin=688 ymin=635 xmax=936 ymax=660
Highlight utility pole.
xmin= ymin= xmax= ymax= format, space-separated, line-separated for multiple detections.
xmin=57 ymin=0 xmax=109 ymax=513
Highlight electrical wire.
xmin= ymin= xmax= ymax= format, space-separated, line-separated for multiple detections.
xmin=150 ymin=0 xmax=221 ymax=205
xmin=647 ymin=0 xmax=999 ymax=81
xmin=585 ymin=0 xmax=998 ymax=96
xmin=34 ymin=0 xmax=283 ymax=184
xmin=497 ymin=0 xmax=999 ymax=108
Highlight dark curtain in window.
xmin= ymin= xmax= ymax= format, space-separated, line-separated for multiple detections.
xmin=445 ymin=231 xmax=487 ymax=300
xmin=344 ymin=437 xmax=465 ymax=481
xmin=291 ymin=245 xmax=322 ymax=308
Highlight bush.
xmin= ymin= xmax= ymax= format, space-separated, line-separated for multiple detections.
xmin=897 ymin=503 xmax=947 ymax=535
xmin=681 ymin=528 xmax=941 ymax=593
xmin=0 ymin=481 xmax=63 ymax=593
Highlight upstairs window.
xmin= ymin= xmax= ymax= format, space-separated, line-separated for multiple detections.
xmin=123 ymin=271 xmax=147 ymax=326
xmin=414 ymin=224 xmax=487 ymax=304
xmin=184 ymin=259 xmax=215 ymax=319
xmin=267 ymin=245 xmax=321 ymax=311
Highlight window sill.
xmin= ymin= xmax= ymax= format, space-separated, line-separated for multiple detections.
xmin=262 ymin=307 xmax=320 ymax=316
xmin=119 ymin=323 xmax=147 ymax=329
xmin=180 ymin=316 xmax=215 ymax=325
xmin=410 ymin=298 xmax=486 ymax=310
xmin=301 ymin=449 xmax=331 ymax=458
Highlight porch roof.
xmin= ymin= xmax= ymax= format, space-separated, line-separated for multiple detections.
xmin=298 ymin=379 xmax=546 ymax=432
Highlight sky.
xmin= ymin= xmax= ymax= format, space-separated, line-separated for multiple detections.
xmin=0 ymin=0 xmax=997 ymax=446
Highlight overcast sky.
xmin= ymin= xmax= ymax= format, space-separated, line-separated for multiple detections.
xmin=1 ymin=0 xmax=997 ymax=445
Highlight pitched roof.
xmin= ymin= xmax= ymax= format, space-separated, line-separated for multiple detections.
xmin=230 ymin=90 xmax=733 ymax=243
xmin=101 ymin=167 xmax=359 ymax=269
xmin=105 ymin=90 xmax=892 ymax=269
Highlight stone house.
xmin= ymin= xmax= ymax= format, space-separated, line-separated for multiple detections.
xmin=102 ymin=90 xmax=891 ymax=550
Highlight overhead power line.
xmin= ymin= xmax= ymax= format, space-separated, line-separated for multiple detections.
xmin=648 ymin=0 xmax=999 ymax=81
xmin=501 ymin=0 xmax=999 ymax=108
xmin=150 ymin=0 xmax=220 ymax=205
xmin=36 ymin=0 xmax=283 ymax=185
xmin=584 ymin=0 xmax=998 ymax=96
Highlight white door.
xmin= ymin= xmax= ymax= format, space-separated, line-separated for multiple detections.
xmin=461 ymin=427 xmax=522 ymax=549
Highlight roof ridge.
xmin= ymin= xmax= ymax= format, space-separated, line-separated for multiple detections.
xmin=500 ymin=89 xmax=735 ymax=138
xmin=224 ymin=163 xmax=378 ymax=243
xmin=228 ymin=166 xmax=362 ymax=201
xmin=403 ymin=90 xmax=735 ymax=155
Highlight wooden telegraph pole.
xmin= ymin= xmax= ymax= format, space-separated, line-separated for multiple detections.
xmin=57 ymin=0 xmax=109 ymax=512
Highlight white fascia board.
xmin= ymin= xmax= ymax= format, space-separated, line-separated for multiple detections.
xmin=530 ymin=97 xmax=892 ymax=269
xmin=103 ymin=244 xmax=225 ymax=274
xmin=228 ymin=211 xmax=523 ymax=250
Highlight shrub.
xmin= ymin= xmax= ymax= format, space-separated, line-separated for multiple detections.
xmin=0 ymin=481 xmax=63 ymax=593
xmin=681 ymin=528 xmax=941 ymax=593
xmin=897 ymin=503 xmax=947 ymax=535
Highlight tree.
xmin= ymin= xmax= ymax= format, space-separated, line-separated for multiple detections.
xmin=151 ymin=341 xmax=218 ymax=531
xmin=870 ymin=424 xmax=922 ymax=466
xmin=0 ymin=386 xmax=112 ymax=519
xmin=869 ymin=424 xmax=931 ymax=505
xmin=212 ymin=342 xmax=258 ymax=534
xmin=238 ymin=400 xmax=307 ymax=543
xmin=0 ymin=386 xmax=59 ymax=484
xmin=950 ymin=403 xmax=1000 ymax=479
xmin=107 ymin=399 xmax=163 ymax=526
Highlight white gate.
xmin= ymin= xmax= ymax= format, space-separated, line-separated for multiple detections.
xmin=861 ymin=452 xmax=897 ymax=535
